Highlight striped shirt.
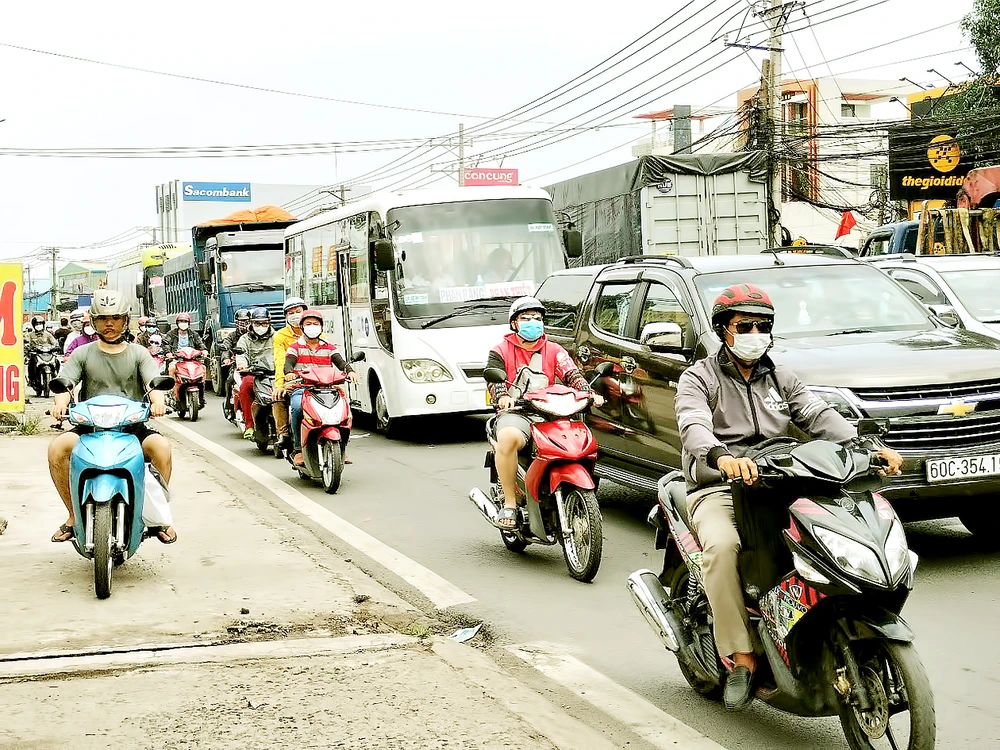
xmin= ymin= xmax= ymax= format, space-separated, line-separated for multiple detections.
xmin=283 ymin=337 xmax=350 ymax=383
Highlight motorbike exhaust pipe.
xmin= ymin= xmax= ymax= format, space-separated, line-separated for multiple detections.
xmin=626 ymin=569 xmax=685 ymax=653
xmin=469 ymin=487 xmax=500 ymax=525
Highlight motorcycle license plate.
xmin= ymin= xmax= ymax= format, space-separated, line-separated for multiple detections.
xmin=485 ymin=389 xmax=492 ymax=405
xmin=925 ymin=453 xmax=1000 ymax=482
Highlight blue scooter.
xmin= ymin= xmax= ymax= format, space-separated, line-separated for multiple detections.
xmin=50 ymin=376 xmax=174 ymax=599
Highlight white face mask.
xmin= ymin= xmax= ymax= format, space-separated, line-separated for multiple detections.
xmin=33 ymin=325 xmax=44 ymax=332
xmin=252 ymin=324 xmax=269 ymax=335
xmin=286 ymin=313 xmax=302 ymax=327
xmin=178 ymin=322 xmax=189 ymax=331
xmin=729 ymin=333 xmax=771 ymax=362
xmin=83 ymin=325 xmax=95 ymax=336
xmin=303 ymin=324 xmax=323 ymax=340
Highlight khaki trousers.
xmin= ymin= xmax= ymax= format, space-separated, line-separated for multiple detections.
xmin=690 ymin=488 xmax=754 ymax=657
xmin=273 ymin=400 xmax=289 ymax=437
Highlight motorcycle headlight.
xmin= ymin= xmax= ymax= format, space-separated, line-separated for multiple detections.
xmin=89 ymin=404 xmax=129 ymax=429
xmin=885 ymin=520 xmax=911 ymax=581
xmin=401 ymin=359 xmax=452 ymax=383
xmin=808 ymin=386 xmax=862 ymax=420
xmin=792 ymin=552 xmax=831 ymax=585
xmin=530 ymin=393 xmax=588 ymax=417
xmin=814 ymin=525 xmax=887 ymax=586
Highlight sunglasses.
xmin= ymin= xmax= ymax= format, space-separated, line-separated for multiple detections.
xmin=729 ymin=319 xmax=773 ymax=334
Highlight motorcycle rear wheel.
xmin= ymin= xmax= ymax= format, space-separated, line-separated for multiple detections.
xmin=93 ymin=503 xmax=114 ymax=600
xmin=560 ymin=487 xmax=603 ymax=582
xmin=668 ymin=567 xmax=724 ymax=700
xmin=838 ymin=641 xmax=936 ymax=750
xmin=187 ymin=390 xmax=200 ymax=422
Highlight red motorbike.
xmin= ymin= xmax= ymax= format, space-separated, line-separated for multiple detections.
xmin=287 ymin=364 xmax=359 ymax=494
xmin=166 ymin=346 xmax=207 ymax=422
xmin=470 ymin=362 xmax=612 ymax=582
xmin=147 ymin=335 xmax=166 ymax=374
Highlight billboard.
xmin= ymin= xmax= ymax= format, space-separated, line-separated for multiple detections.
xmin=888 ymin=123 xmax=972 ymax=201
xmin=0 ymin=263 xmax=24 ymax=412
xmin=182 ymin=182 xmax=252 ymax=202
xmin=463 ymin=168 xmax=518 ymax=187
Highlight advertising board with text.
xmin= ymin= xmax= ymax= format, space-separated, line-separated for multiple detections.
xmin=463 ymin=168 xmax=519 ymax=187
xmin=0 ymin=263 xmax=25 ymax=412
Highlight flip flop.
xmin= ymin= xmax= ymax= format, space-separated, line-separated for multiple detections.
xmin=494 ymin=507 xmax=518 ymax=530
xmin=344 ymin=457 xmax=353 ymax=465
xmin=149 ymin=527 xmax=178 ymax=545
xmin=51 ymin=524 xmax=75 ymax=543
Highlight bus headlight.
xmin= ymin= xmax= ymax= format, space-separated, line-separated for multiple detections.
xmin=401 ymin=359 xmax=453 ymax=383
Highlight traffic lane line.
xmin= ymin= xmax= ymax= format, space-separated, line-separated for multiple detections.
xmin=158 ymin=418 xmax=476 ymax=610
xmin=508 ymin=641 xmax=725 ymax=750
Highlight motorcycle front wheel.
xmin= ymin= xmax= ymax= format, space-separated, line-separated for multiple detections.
xmin=93 ymin=503 xmax=114 ymax=600
xmin=559 ymin=487 xmax=603 ymax=582
xmin=40 ymin=369 xmax=50 ymax=398
xmin=321 ymin=439 xmax=344 ymax=494
xmin=838 ymin=641 xmax=936 ymax=750
xmin=187 ymin=390 xmax=200 ymax=422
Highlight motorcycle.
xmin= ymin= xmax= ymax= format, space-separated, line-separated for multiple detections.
xmin=29 ymin=344 xmax=60 ymax=397
xmin=48 ymin=375 xmax=175 ymax=599
xmin=147 ymin=335 xmax=166 ymax=374
xmin=469 ymin=362 xmax=613 ymax=583
xmin=286 ymin=354 xmax=364 ymax=494
xmin=626 ymin=424 xmax=934 ymax=749
xmin=166 ymin=347 xmax=207 ymax=422
xmin=230 ymin=350 xmax=281 ymax=458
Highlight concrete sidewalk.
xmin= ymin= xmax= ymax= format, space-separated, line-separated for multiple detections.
xmin=0 ymin=430 xmax=620 ymax=749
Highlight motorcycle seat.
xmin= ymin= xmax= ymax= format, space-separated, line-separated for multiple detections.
xmin=668 ymin=481 xmax=692 ymax=527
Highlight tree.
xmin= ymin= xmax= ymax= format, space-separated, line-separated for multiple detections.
xmin=933 ymin=0 xmax=1000 ymax=116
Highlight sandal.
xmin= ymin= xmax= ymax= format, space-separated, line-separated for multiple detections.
xmin=149 ymin=526 xmax=178 ymax=545
xmin=494 ymin=507 xmax=518 ymax=530
xmin=51 ymin=523 xmax=75 ymax=543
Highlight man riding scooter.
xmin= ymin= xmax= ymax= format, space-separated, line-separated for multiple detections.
xmin=47 ymin=290 xmax=177 ymax=545
xmin=234 ymin=308 xmax=275 ymax=440
xmin=272 ymin=296 xmax=308 ymax=451
xmin=219 ymin=308 xmax=251 ymax=399
xmin=674 ymin=282 xmax=903 ymax=711
xmin=163 ymin=312 xmax=207 ymax=406
xmin=486 ymin=296 xmax=603 ymax=531
xmin=283 ymin=309 xmax=358 ymax=468
xmin=25 ymin=315 xmax=59 ymax=393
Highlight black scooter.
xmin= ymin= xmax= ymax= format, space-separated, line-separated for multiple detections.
xmin=30 ymin=344 xmax=60 ymax=397
xmin=627 ymin=422 xmax=935 ymax=750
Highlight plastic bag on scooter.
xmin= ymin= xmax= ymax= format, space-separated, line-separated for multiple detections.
xmin=141 ymin=464 xmax=173 ymax=528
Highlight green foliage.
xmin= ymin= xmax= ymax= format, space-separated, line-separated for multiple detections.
xmin=962 ymin=0 xmax=1000 ymax=77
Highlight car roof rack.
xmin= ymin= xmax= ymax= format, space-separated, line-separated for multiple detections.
xmin=616 ymin=254 xmax=693 ymax=268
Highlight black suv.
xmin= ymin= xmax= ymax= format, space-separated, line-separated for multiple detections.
xmin=535 ymin=253 xmax=1000 ymax=536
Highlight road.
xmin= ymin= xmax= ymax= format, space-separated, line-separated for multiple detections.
xmin=183 ymin=394 xmax=1000 ymax=749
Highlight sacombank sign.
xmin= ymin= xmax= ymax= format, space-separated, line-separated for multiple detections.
xmin=182 ymin=182 xmax=252 ymax=202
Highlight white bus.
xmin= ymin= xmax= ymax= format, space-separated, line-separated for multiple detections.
xmin=283 ymin=186 xmax=578 ymax=433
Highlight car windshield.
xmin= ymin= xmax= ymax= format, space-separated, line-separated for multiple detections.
xmin=388 ymin=198 xmax=565 ymax=325
xmin=220 ymin=248 xmax=284 ymax=290
xmin=940 ymin=269 xmax=1000 ymax=322
xmin=694 ymin=264 xmax=932 ymax=338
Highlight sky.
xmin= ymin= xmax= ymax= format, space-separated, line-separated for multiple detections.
xmin=0 ymin=0 xmax=973 ymax=281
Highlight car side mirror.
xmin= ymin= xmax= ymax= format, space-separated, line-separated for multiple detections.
xmin=373 ymin=239 xmax=395 ymax=272
xmin=857 ymin=418 xmax=890 ymax=437
xmin=640 ymin=321 xmax=686 ymax=352
xmin=350 ymin=351 xmax=366 ymax=363
xmin=149 ymin=376 xmax=175 ymax=392
xmin=592 ymin=361 xmax=614 ymax=378
xmin=927 ymin=304 xmax=962 ymax=328
xmin=563 ymin=229 xmax=583 ymax=259
xmin=483 ymin=367 xmax=507 ymax=384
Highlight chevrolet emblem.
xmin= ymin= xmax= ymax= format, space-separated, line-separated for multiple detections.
xmin=938 ymin=399 xmax=976 ymax=417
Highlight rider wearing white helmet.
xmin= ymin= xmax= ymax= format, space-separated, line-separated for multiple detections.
xmin=48 ymin=289 xmax=177 ymax=545
xmin=485 ymin=296 xmax=604 ymax=530
xmin=272 ymin=296 xmax=308 ymax=448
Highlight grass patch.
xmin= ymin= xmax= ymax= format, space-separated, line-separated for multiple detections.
xmin=0 ymin=413 xmax=42 ymax=435
xmin=402 ymin=621 xmax=433 ymax=640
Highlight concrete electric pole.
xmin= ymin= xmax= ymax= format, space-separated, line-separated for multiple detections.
xmin=47 ymin=247 xmax=58 ymax=318
xmin=457 ymin=123 xmax=466 ymax=187
xmin=765 ymin=0 xmax=786 ymax=248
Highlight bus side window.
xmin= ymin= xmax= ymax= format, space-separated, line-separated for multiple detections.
xmin=348 ymin=215 xmax=371 ymax=304
xmin=368 ymin=212 xmax=392 ymax=352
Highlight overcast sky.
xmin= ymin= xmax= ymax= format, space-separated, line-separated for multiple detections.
xmin=0 ymin=0 xmax=971 ymax=278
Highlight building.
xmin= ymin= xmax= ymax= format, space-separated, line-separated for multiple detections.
xmin=630 ymin=106 xmax=736 ymax=157
xmin=736 ymin=76 xmax=918 ymax=245
xmin=58 ymin=262 xmax=107 ymax=298
xmin=154 ymin=181 xmax=373 ymax=243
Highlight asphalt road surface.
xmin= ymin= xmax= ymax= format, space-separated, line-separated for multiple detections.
xmin=181 ymin=394 xmax=1000 ymax=749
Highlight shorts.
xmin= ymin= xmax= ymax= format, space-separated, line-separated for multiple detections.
xmin=494 ymin=412 xmax=543 ymax=444
xmin=71 ymin=424 xmax=159 ymax=443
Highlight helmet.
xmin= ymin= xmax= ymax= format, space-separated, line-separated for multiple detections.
xmin=138 ymin=316 xmax=149 ymax=327
xmin=30 ymin=315 xmax=45 ymax=327
xmin=508 ymin=296 xmax=546 ymax=325
xmin=283 ymin=296 xmax=307 ymax=313
xmin=176 ymin=312 xmax=191 ymax=324
xmin=250 ymin=307 xmax=270 ymax=322
xmin=711 ymin=284 xmax=774 ymax=328
xmin=70 ymin=309 xmax=84 ymax=321
xmin=300 ymin=309 xmax=324 ymax=326
xmin=234 ymin=308 xmax=251 ymax=322
xmin=90 ymin=289 xmax=130 ymax=318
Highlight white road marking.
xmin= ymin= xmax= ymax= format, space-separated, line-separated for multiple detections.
xmin=508 ymin=641 xmax=724 ymax=750
xmin=158 ymin=419 xmax=475 ymax=610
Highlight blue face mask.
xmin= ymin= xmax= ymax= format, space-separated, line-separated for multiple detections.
xmin=517 ymin=319 xmax=544 ymax=342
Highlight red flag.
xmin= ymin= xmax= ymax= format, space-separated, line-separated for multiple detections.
xmin=835 ymin=211 xmax=857 ymax=239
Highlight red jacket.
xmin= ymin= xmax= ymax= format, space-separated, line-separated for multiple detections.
xmin=488 ymin=333 xmax=586 ymax=402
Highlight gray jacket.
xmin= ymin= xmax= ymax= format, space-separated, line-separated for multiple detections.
xmin=676 ymin=349 xmax=857 ymax=491
xmin=235 ymin=331 xmax=275 ymax=373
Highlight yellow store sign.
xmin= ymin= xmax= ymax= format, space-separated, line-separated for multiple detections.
xmin=0 ymin=263 xmax=25 ymax=412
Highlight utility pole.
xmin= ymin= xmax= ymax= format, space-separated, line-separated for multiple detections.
xmin=765 ymin=0 xmax=787 ymax=248
xmin=457 ymin=123 xmax=466 ymax=187
xmin=47 ymin=247 xmax=58 ymax=319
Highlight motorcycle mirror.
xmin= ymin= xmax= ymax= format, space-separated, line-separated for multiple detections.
xmin=483 ymin=367 xmax=507 ymax=384
xmin=592 ymin=362 xmax=614 ymax=378
xmin=48 ymin=377 xmax=72 ymax=394
xmin=350 ymin=351 xmax=366 ymax=363
xmin=149 ymin=376 xmax=175 ymax=392
xmin=857 ymin=418 xmax=890 ymax=437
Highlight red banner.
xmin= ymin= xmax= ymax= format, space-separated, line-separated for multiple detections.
xmin=463 ymin=168 xmax=518 ymax=187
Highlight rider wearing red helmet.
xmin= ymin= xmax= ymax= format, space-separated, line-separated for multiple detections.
xmin=163 ymin=312 xmax=206 ymax=394
xmin=674 ymin=283 xmax=903 ymax=712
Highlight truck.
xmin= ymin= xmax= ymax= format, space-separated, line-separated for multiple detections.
xmin=162 ymin=205 xmax=297 ymax=392
xmin=544 ymin=152 xmax=768 ymax=264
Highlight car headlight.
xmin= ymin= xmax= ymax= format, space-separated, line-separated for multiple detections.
xmin=808 ymin=386 xmax=862 ymax=420
xmin=400 ymin=359 xmax=453 ymax=383
xmin=885 ymin=520 xmax=911 ymax=581
xmin=89 ymin=404 xmax=130 ymax=429
xmin=814 ymin=525 xmax=887 ymax=586
xmin=530 ymin=393 xmax=588 ymax=417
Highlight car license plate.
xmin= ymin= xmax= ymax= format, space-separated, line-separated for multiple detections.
xmin=925 ymin=454 xmax=1000 ymax=482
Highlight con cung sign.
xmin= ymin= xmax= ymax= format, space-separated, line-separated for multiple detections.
xmin=463 ymin=168 xmax=518 ymax=186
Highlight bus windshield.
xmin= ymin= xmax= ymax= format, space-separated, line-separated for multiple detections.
xmin=388 ymin=198 xmax=565 ymax=325
xmin=220 ymin=248 xmax=284 ymax=291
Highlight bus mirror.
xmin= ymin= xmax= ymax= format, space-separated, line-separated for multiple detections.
xmin=135 ymin=283 xmax=143 ymax=300
xmin=563 ymin=229 xmax=583 ymax=259
xmin=374 ymin=239 xmax=395 ymax=271
xmin=198 ymin=262 xmax=211 ymax=284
